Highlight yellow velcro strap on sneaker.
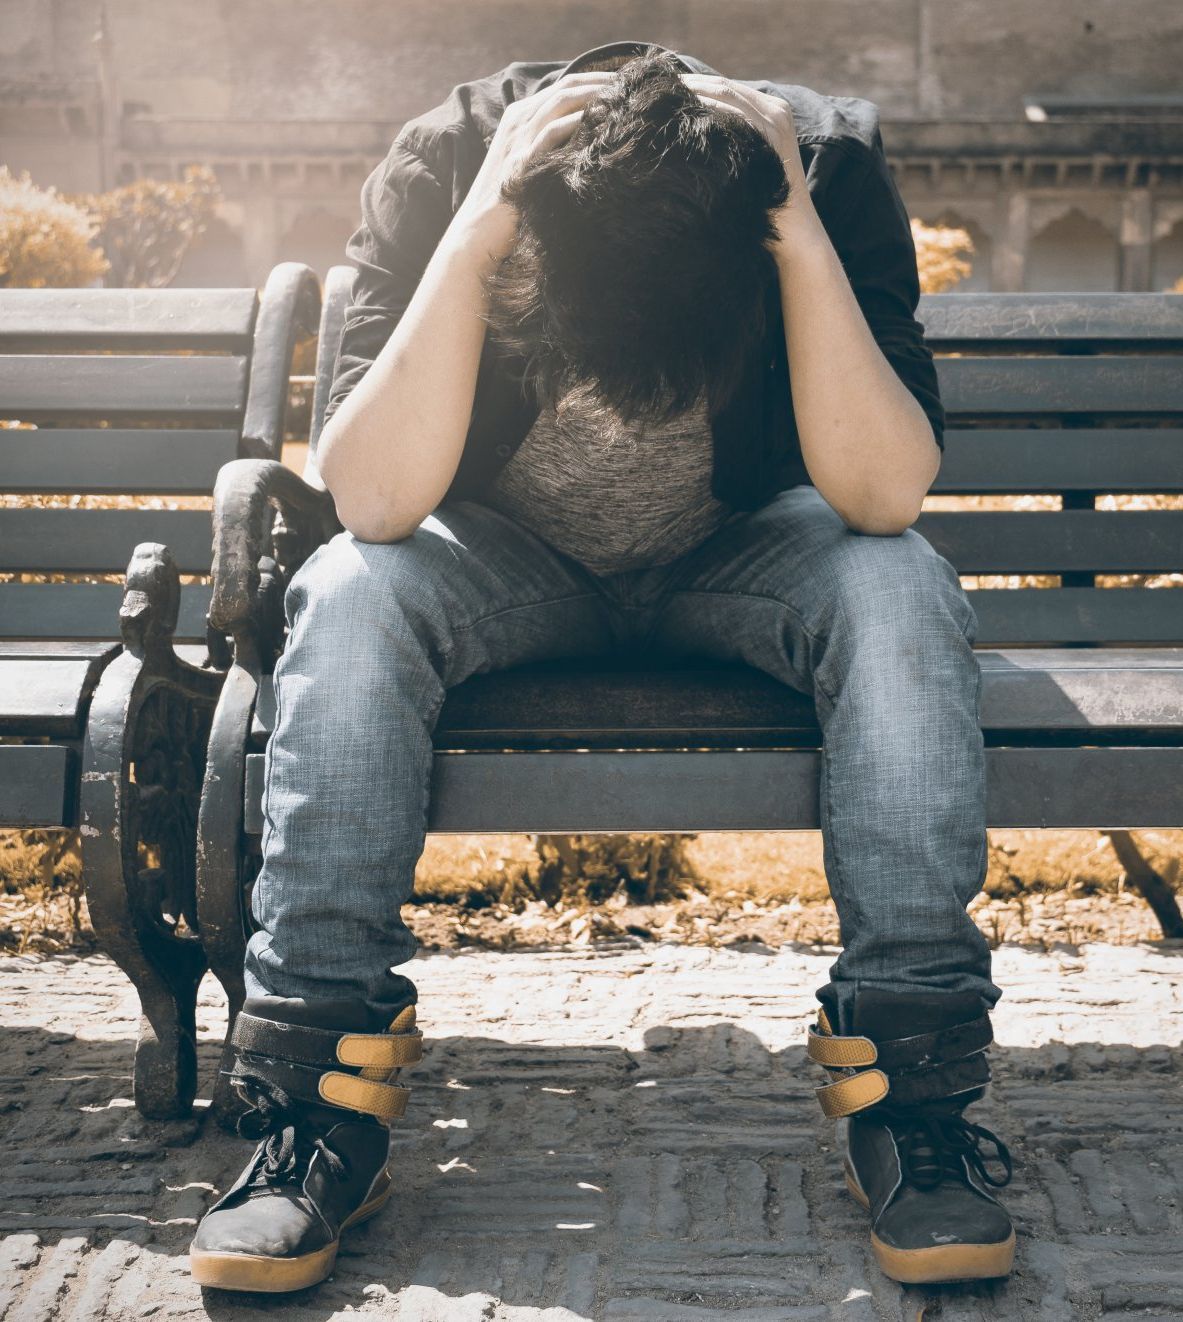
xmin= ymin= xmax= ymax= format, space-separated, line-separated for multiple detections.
xmin=337 ymin=1032 xmax=424 ymax=1070
xmin=807 ymin=1028 xmax=877 ymax=1069
xmin=319 ymin=1071 xmax=411 ymax=1121
xmin=816 ymin=1068 xmax=889 ymax=1119
xmin=390 ymin=1006 xmax=417 ymax=1033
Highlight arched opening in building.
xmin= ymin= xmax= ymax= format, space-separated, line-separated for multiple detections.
xmin=276 ymin=207 xmax=355 ymax=282
xmin=173 ymin=216 xmax=249 ymax=287
xmin=1152 ymin=218 xmax=1183 ymax=292
xmin=1027 ymin=207 xmax=1118 ymax=292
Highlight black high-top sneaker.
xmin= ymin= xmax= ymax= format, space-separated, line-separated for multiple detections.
xmin=190 ymin=996 xmax=423 ymax=1293
xmin=807 ymin=989 xmax=1014 ymax=1284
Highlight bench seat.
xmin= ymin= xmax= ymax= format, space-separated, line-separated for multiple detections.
xmin=242 ymin=650 xmax=1183 ymax=833
xmin=0 ymin=642 xmax=117 ymax=826
xmin=0 ymin=643 xmax=214 ymax=827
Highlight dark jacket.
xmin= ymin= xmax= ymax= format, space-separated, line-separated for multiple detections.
xmin=324 ymin=40 xmax=945 ymax=512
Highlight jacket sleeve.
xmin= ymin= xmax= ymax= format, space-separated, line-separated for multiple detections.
xmin=823 ymin=128 xmax=946 ymax=450
xmin=322 ymin=134 xmax=455 ymax=428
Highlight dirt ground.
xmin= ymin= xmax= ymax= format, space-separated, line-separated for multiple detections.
xmin=0 ymin=939 xmax=1180 ymax=1319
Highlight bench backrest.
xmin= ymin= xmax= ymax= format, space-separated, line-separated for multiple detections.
xmin=1 ymin=264 xmax=319 ymax=644
xmin=306 ymin=276 xmax=1182 ymax=648
xmin=920 ymin=292 xmax=1183 ymax=645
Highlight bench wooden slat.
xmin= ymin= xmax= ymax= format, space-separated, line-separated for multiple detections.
xmin=917 ymin=511 xmax=1183 ymax=573
xmin=0 ymin=640 xmax=120 ymax=658
xmin=977 ymin=649 xmax=1183 ymax=730
xmin=0 ymin=583 xmax=212 ymax=640
xmin=0 ymin=355 xmax=248 ymax=421
xmin=250 ymin=649 xmax=1183 ymax=749
xmin=932 ymin=428 xmax=1183 ymax=493
xmin=0 ymin=509 xmax=212 ymax=574
xmin=969 ymin=588 xmax=1182 ymax=645
xmin=936 ymin=356 xmax=1183 ymax=416
xmin=241 ymin=745 xmax=1183 ymax=833
xmin=0 ymin=651 xmax=119 ymax=736
xmin=918 ymin=292 xmax=1183 ymax=346
xmin=0 ymin=288 xmax=257 ymax=348
xmin=0 ymin=745 xmax=72 ymax=827
xmin=0 ymin=428 xmax=241 ymax=495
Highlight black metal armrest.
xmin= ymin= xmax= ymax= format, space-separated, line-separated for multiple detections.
xmin=209 ymin=457 xmax=339 ymax=643
xmin=241 ymin=263 xmax=321 ymax=460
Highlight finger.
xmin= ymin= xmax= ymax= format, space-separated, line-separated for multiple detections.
xmin=546 ymin=72 xmax=617 ymax=97
xmin=521 ymin=74 xmax=612 ymax=114
xmin=532 ymin=108 xmax=589 ymax=155
xmin=682 ymin=75 xmax=765 ymax=110
xmin=692 ymin=93 xmax=750 ymax=121
xmin=532 ymin=80 xmax=613 ymax=121
xmin=694 ymin=82 xmax=762 ymax=114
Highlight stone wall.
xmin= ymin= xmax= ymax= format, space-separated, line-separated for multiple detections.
xmin=2 ymin=0 xmax=1181 ymax=289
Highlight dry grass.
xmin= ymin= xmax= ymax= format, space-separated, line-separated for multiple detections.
xmin=3 ymin=826 xmax=1178 ymax=957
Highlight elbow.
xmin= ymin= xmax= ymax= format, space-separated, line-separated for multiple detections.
xmin=331 ymin=492 xmax=418 ymax=544
xmin=318 ymin=426 xmax=415 ymax=543
xmin=832 ymin=482 xmax=925 ymax=536
xmin=322 ymin=471 xmax=415 ymax=544
xmin=840 ymin=432 xmax=938 ymax=536
xmin=846 ymin=498 xmax=923 ymax=537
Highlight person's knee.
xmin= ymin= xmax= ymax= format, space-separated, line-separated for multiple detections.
xmin=286 ymin=529 xmax=452 ymax=637
xmin=826 ymin=530 xmax=975 ymax=645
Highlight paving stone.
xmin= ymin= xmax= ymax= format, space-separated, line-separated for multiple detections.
xmin=0 ymin=942 xmax=1178 ymax=1318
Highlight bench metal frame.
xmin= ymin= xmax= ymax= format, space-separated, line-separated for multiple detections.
xmin=0 ymin=264 xmax=319 ymax=1118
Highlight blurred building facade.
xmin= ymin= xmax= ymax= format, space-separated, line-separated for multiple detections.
xmin=2 ymin=0 xmax=1182 ymax=291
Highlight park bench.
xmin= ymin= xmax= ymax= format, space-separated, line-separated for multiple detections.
xmin=173 ymin=271 xmax=1183 ymax=1122
xmin=0 ymin=263 xmax=320 ymax=1117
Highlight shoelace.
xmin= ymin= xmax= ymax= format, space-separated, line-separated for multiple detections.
xmin=233 ymin=1072 xmax=349 ymax=1186
xmin=881 ymin=1102 xmax=1013 ymax=1192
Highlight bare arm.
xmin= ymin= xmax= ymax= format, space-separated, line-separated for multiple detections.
xmin=317 ymin=220 xmax=501 ymax=541
xmin=318 ymin=73 xmax=614 ymax=542
xmin=771 ymin=225 xmax=940 ymax=536
xmin=685 ymin=75 xmax=943 ymax=536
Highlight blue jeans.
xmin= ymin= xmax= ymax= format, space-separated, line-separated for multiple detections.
xmin=245 ymin=485 xmax=996 ymax=1029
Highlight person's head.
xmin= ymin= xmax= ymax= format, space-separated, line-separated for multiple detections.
xmin=481 ymin=50 xmax=791 ymax=429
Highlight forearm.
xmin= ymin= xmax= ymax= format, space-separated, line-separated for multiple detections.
xmin=317 ymin=221 xmax=503 ymax=542
xmin=773 ymin=210 xmax=940 ymax=535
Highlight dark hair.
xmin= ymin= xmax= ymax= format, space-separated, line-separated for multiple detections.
xmin=480 ymin=50 xmax=791 ymax=427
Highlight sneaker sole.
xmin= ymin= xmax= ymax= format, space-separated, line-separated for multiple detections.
xmin=844 ymin=1169 xmax=1015 ymax=1284
xmin=189 ymin=1185 xmax=390 ymax=1293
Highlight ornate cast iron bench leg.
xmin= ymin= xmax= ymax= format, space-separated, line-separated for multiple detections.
xmin=81 ymin=543 xmax=224 ymax=1119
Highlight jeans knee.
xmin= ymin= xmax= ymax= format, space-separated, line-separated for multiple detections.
xmin=827 ymin=530 xmax=974 ymax=645
xmin=286 ymin=530 xmax=451 ymax=638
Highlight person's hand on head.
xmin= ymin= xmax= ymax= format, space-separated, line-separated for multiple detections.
xmin=456 ymin=72 xmax=616 ymax=263
xmin=680 ymin=73 xmax=819 ymax=252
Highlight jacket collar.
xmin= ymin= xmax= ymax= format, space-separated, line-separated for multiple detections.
xmin=557 ymin=40 xmax=720 ymax=78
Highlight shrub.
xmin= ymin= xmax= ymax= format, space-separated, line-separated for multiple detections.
xmin=912 ymin=219 xmax=974 ymax=293
xmin=0 ymin=168 xmax=109 ymax=288
xmin=74 ymin=165 xmax=220 ymax=288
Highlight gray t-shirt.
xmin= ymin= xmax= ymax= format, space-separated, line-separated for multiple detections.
xmin=483 ymin=381 xmax=736 ymax=575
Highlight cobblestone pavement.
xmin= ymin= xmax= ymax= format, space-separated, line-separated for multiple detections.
xmin=0 ymin=940 xmax=1180 ymax=1320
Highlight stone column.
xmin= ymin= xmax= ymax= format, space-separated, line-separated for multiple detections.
xmin=1119 ymin=189 xmax=1153 ymax=291
xmin=241 ymin=191 xmax=281 ymax=288
xmin=994 ymin=188 xmax=1029 ymax=292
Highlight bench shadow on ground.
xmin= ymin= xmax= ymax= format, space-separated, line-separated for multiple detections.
xmin=1 ymin=1015 xmax=1181 ymax=1319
